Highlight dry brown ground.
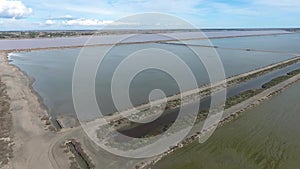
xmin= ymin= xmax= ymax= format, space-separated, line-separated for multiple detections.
xmin=0 ymin=51 xmax=72 ymax=169
xmin=0 ymin=79 xmax=13 ymax=167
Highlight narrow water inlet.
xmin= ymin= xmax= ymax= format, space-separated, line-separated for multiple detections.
xmin=66 ymin=140 xmax=94 ymax=169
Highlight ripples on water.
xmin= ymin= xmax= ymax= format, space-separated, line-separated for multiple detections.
xmin=6 ymin=33 xmax=300 ymax=168
xmin=153 ymin=81 xmax=300 ymax=169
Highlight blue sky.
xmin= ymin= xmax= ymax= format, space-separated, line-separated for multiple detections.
xmin=0 ymin=0 xmax=300 ymax=30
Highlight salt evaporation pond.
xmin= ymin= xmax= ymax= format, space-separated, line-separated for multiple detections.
xmin=8 ymin=36 xmax=298 ymax=119
xmin=0 ymin=30 xmax=290 ymax=50
xmin=183 ymin=33 xmax=300 ymax=54
xmin=153 ymin=79 xmax=300 ymax=169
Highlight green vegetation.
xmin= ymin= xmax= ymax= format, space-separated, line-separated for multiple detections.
xmin=262 ymin=76 xmax=290 ymax=89
xmin=152 ymin=81 xmax=300 ymax=169
xmin=262 ymin=68 xmax=300 ymax=89
xmin=287 ymin=69 xmax=300 ymax=76
xmin=0 ymin=30 xmax=181 ymax=39
xmin=0 ymin=31 xmax=83 ymax=39
xmin=114 ymin=68 xmax=300 ymax=141
xmin=66 ymin=139 xmax=95 ymax=169
xmin=195 ymin=89 xmax=263 ymax=123
xmin=153 ymin=68 xmax=300 ymax=166
xmin=228 ymin=58 xmax=300 ymax=85
xmin=225 ymin=89 xmax=263 ymax=109
xmin=97 ymin=66 xmax=300 ymax=154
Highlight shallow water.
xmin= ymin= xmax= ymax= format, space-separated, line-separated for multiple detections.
xmin=184 ymin=33 xmax=300 ymax=54
xmin=153 ymin=80 xmax=300 ymax=169
xmin=118 ymin=62 xmax=300 ymax=138
xmin=0 ymin=30 xmax=289 ymax=50
xmin=8 ymin=40 xmax=296 ymax=119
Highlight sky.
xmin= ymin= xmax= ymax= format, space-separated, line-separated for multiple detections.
xmin=0 ymin=0 xmax=300 ymax=31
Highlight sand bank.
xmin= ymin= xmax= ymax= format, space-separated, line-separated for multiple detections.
xmin=0 ymin=51 xmax=72 ymax=169
xmin=1 ymin=47 xmax=299 ymax=169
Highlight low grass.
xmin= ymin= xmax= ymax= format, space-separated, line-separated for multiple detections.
xmin=262 ymin=68 xmax=300 ymax=89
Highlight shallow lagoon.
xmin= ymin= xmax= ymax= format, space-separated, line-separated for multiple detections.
xmin=153 ymin=80 xmax=300 ymax=169
xmin=184 ymin=33 xmax=300 ymax=54
xmin=9 ymin=40 xmax=296 ymax=119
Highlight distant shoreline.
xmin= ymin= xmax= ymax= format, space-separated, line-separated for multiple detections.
xmin=0 ymin=51 xmax=72 ymax=169
xmin=0 ymin=30 xmax=293 ymax=51
xmin=0 ymin=28 xmax=299 ymax=40
xmin=1 ymin=31 xmax=299 ymax=169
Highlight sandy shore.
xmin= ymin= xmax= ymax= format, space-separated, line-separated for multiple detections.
xmin=0 ymin=49 xmax=141 ymax=169
xmin=0 ymin=51 xmax=71 ymax=169
xmin=1 ymin=44 xmax=299 ymax=169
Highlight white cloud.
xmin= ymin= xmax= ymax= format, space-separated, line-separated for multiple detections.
xmin=45 ymin=19 xmax=55 ymax=25
xmin=61 ymin=18 xmax=142 ymax=27
xmin=49 ymin=15 xmax=74 ymax=20
xmin=0 ymin=18 xmax=41 ymax=30
xmin=62 ymin=18 xmax=114 ymax=26
xmin=0 ymin=0 xmax=32 ymax=19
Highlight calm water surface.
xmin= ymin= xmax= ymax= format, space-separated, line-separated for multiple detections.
xmin=185 ymin=33 xmax=300 ymax=54
xmin=0 ymin=30 xmax=289 ymax=50
xmin=8 ymin=35 xmax=298 ymax=119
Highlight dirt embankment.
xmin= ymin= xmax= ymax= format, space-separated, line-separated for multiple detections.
xmin=0 ymin=78 xmax=13 ymax=168
xmin=0 ymin=51 xmax=72 ymax=169
xmin=140 ymin=73 xmax=300 ymax=169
